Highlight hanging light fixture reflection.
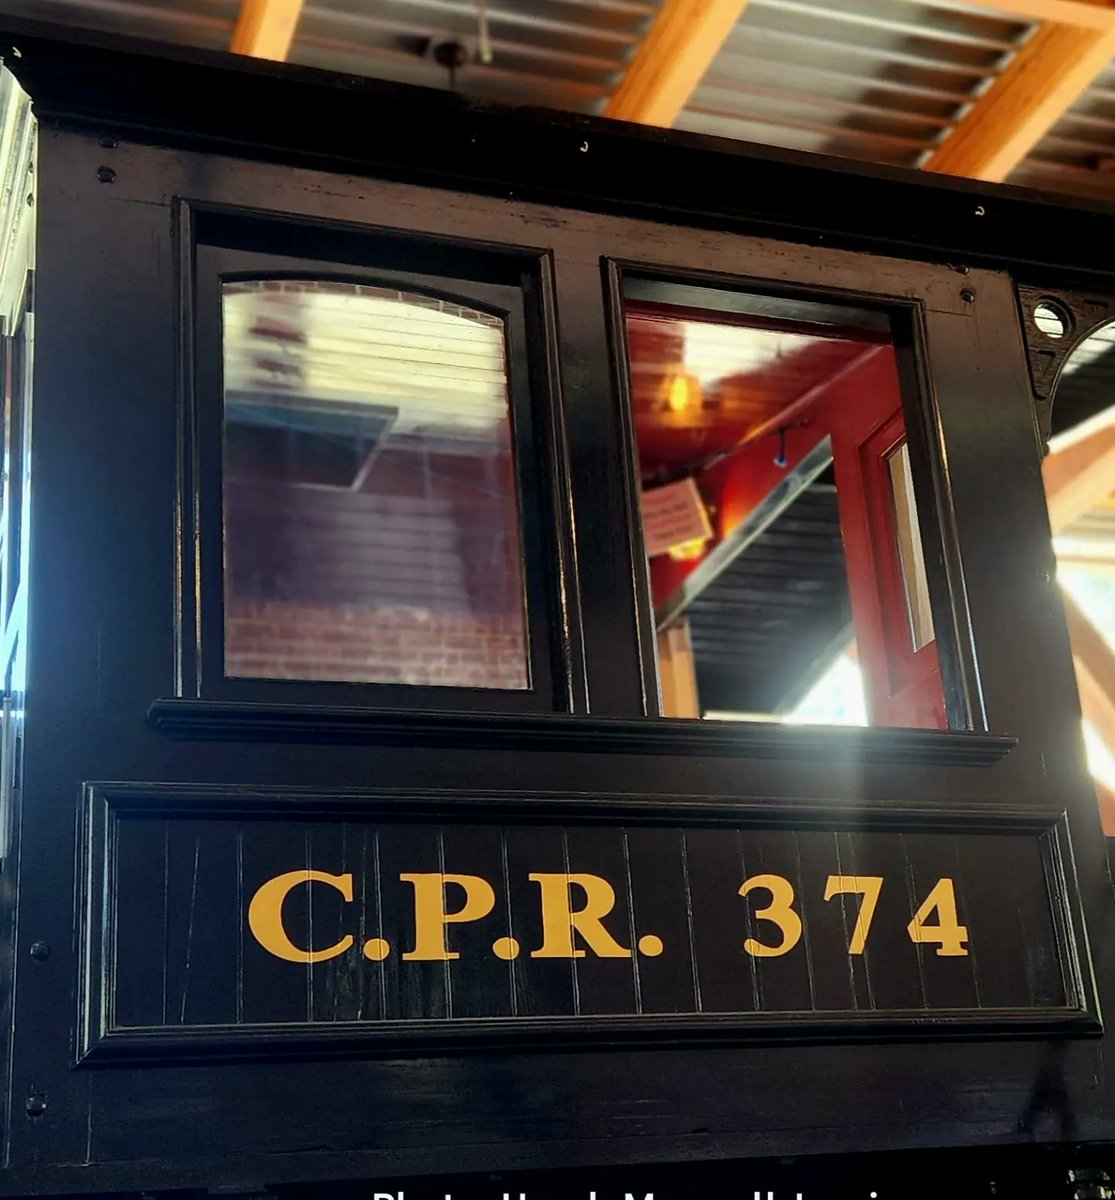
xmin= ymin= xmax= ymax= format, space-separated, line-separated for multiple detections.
xmin=666 ymin=372 xmax=701 ymax=414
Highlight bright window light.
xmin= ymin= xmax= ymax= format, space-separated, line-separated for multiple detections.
xmin=784 ymin=649 xmax=868 ymax=727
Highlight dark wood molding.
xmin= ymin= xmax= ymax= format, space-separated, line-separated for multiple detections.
xmin=83 ymin=779 xmax=1050 ymax=825
xmin=3 ymin=19 xmax=1115 ymax=282
xmin=77 ymin=783 xmax=1096 ymax=1067
xmin=147 ymin=699 xmax=1017 ymax=765
xmin=79 ymin=1006 xmax=1100 ymax=1068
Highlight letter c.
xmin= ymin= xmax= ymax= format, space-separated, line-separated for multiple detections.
xmin=248 ymin=870 xmax=354 ymax=963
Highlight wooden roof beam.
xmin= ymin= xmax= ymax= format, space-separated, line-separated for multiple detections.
xmin=956 ymin=0 xmax=1115 ymax=32
xmin=1044 ymin=413 xmax=1115 ymax=533
xmin=1061 ymin=592 xmax=1115 ymax=833
xmin=230 ymin=0 xmax=304 ymax=61
xmin=604 ymin=0 xmax=752 ymax=127
xmin=924 ymin=21 xmax=1115 ymax=182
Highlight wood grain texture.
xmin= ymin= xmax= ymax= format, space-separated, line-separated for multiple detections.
xmin=1044 ymin=420 xmax=1115 ymax=533
xmin=4 ymin=75 xmax=1114 ymax=1187
xmin=951 ymin=0 xmax=1115 ymax=30
xmin=229 ymin=0 xmax=304 ymax=61
xmin=924 ymin=22 xmax=1115 ymax=182
xmin=603 ymin=0 xmax=751 ymax=126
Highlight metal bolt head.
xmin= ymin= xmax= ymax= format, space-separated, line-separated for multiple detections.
xmin=96 ymin=166 xmax=116 ymax=184
xmin=24 ymin=1093 xmax=46 ymax=1117
xmin=960 ymin=288 xmax=975 ymax=304
xmin=99 ymin=135 xmax=118 ymax=149
xmin=29 ymin=941 xmax=50 ymax=961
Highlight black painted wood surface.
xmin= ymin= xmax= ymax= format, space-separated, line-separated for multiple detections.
xmin=0 ymin=21 xmax=1112 ymax=1199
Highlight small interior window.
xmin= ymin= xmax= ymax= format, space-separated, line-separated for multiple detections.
xmin=622 ymin=281 xmax=944 ymax=728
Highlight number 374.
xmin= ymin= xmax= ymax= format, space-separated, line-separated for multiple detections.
xmin=739 ymin=874 xmax=968 ymax=959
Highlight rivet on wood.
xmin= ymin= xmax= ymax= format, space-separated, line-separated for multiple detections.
xmin=96 ymin=166 xmax=116 ymax=184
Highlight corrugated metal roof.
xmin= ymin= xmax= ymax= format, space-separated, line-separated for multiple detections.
xmin=11 ymin=0 xmax=1115 ymax=206
xmin=0 ymin=0 xmax=234 ymax=51
xmin=0 ymin=0 xmax=654 ymax=111
xmin=677 ymin=0 xmax=1032 ymax=168
xmin=1010 ymin=60 xmax=1115 ymax=200
xmin=687 ymin=481 xmax=851 ymax=716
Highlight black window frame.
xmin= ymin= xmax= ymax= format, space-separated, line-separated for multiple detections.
xmin=182 ymin=208 xmax=578 ymax=714
xmin=603 ymin=260 xmax=982 ymax=733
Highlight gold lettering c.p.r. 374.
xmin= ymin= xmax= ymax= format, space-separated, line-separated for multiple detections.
xmin=246 ymin=870 xmax=968 ymax=964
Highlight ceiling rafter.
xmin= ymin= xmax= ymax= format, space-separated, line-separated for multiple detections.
xmin=924 ymin=16 xmax=1115 ymax=181
xmin=603 ymin=0 xmax=752 ymax=126
xmin=598 ymin=0 xmax=1115 ymax=189
xmin=956 ymin=0 xmax=1115 ymax=32
xmin=230 ymin=0 xmax=304 ymax=61
xmin=1044 ymin=418 xmax=1115 ymax=533
xmin=1061 ymin=591 xmax=1115 ymax=833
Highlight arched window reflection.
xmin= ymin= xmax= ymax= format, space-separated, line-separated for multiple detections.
xmin=221 ymin=279 xmax=528 ymax=690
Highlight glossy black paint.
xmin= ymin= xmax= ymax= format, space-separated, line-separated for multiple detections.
xmin=185 ymin=210 xmax=576 ymax=714
xmin=78 ymin=782 xmax=1091 ymax=1067
xmin=0 ymin=18 xmax=1113 ymax=1199
xmin=3 ymin=18 xmax=1115 ymax=282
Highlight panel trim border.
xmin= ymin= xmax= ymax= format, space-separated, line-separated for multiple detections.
xmin=146 ymin=700 xmax=1017 ymax=766
xmin=76 ymin=781 xmax=1098 ymax=1068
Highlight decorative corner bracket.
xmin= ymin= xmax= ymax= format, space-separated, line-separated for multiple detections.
xmin=1016 ymin=282 xmax=1115 ymax=448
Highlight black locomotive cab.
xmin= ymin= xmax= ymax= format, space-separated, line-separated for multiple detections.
xmin=0 ymin=16 xmax=1114 ymax=1199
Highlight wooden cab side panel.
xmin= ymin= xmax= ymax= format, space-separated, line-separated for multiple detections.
xmin=0 ymin=25 xmax=1109 ymax=1192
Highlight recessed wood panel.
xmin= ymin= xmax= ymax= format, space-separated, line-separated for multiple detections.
xmin=79 ymin=783 xmax=1095 ymax=1065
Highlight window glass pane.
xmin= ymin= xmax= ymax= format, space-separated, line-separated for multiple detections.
xmin=887 ymin=442 xmax=934 ymax=653
xmin=221 ymin=279 xmax=529 ymax=689
xmin=625 ymin=288 xmax=943 ymax=728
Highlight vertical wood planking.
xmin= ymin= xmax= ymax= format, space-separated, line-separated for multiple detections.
xmin=441 ymin=824 xmax=515 ymax=1020
xmin=503 ymin=826 xmax=576 ymax=1017
xmin=684 ymin=827 xmax=757 ymax=1014
xmin=744 ymin=829 xmax=815 ymax=1014
xmin=955 ymin=832 xmax=1031 ymax=1009
xmin=239 ymin=819 xmax=312 ymax=1024
xmin=625 ymin=827 xmax=698 ymax=1013
xmin=852 ymin=831 xmax=924 ymax=1011
xmin=178 ymin=820 xmax=239 ymax=1026
xmin=360 ymin=826 xmax=386 ymax=1022
xmin=795 ymin=830 xmax=856 ymax=1012
xmin=110 ymin=818 xmax=169 ymax=1028
xmin=903 ymin=832 xmax=980 ymax=1010
xmin=834 ymin=830 xmax=874 ymax=1010
xmin=564 ymin=826 xmax=638 ymax=1015
xmin=377 ymin=823 xmax=446 ymax=1020
xmin=104 ymin=811 xmax=1074 ymax=1032
xmin=307 ymin=820 xmax=361 ymax=1023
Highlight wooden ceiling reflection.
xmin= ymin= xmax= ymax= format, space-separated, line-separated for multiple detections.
xmin=627 ymin=305 xmax=882 ymax=477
